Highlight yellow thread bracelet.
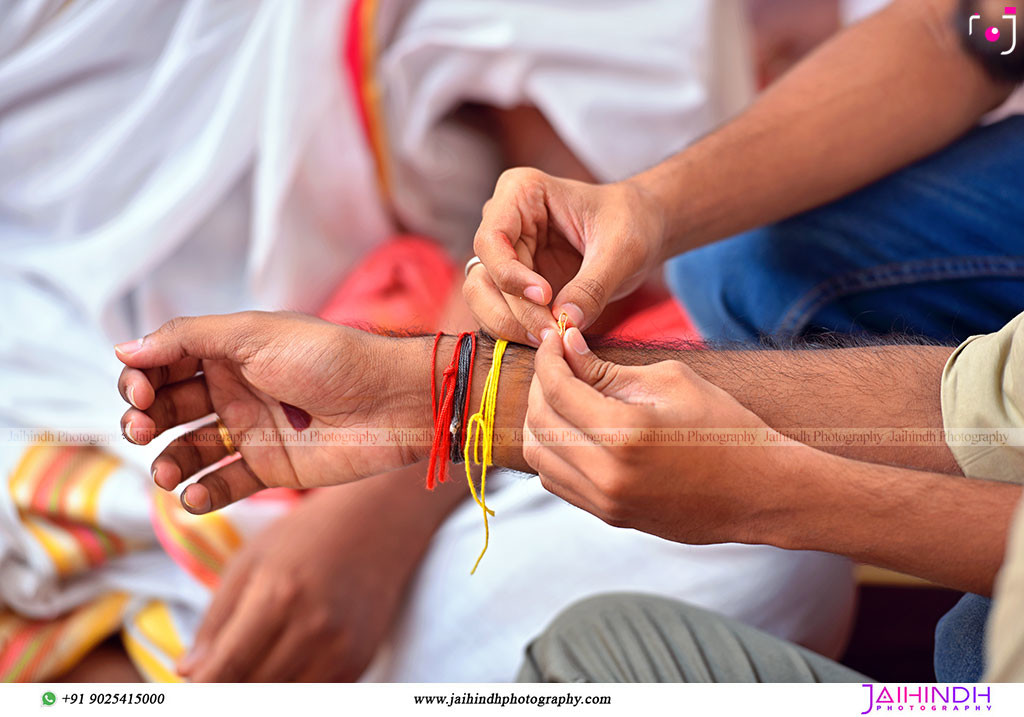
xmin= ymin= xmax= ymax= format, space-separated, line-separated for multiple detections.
xmin=463 ymin=338 xmax=507 ymax=574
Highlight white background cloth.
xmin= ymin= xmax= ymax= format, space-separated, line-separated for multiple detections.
xmin=0 ymin=0 xmax=855 ymax=681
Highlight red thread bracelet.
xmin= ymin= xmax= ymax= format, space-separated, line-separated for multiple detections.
xmin=426 ymin=332 xmax=471 ymax=489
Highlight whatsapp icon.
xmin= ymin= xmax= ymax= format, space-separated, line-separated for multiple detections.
xmin=41 ymin=691 xmax=57 ymax=706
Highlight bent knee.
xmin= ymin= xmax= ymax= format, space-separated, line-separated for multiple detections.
xmin=519 ymin=593 xmax=715 ymax=683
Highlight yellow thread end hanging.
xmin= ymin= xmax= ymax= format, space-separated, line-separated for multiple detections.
xmin=463 ymin=338 xmax=507 ymax=574
xmin=557 ymin=312 xmax=569 ymax=336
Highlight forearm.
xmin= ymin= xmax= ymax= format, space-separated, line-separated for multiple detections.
xmin=410 ymin=334 xmax=1002 ymax=591
xmin=416 ymin=335 xmax=959 ymax=474
xmin=768 ymin=447 xmax=1020 ymax=594
xmin=632 ymin=0 xmax=1014 ymax=255
xmin=678 ymin=343 xmax=961 ymax=473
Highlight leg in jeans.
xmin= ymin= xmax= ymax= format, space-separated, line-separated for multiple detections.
xmin=517 ymin=594 xmax=868 ymax=683
xmin=667 ymin=115 xmax=1024 ymax=346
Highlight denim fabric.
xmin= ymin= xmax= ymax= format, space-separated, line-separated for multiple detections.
xmin=666 ymin=116 xmax=1024 ymax=681
xmin=934 ymin=594 xmax=991 ymax=683
xmin=667 ymin=116 xmax=1024 ymax=345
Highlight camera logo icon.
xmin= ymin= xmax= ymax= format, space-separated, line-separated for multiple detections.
xmin=970 ymin=7 xmax=1018 ymax=55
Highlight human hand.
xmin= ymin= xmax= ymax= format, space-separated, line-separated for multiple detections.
xmin=523 ymin=328 xmax=814 ymax=545
xmin=115 ymin=312 xmax=430 ymax=513
xmin=178 ymin=477 xmax=436 ymax=682
xmin=464 ymin=169 xmax=666 ymax=346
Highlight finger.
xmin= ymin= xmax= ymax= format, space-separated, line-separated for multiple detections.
xmin=150 ymin=422 xmax=233 ymax=491
xmin=552 ymin=249 xmax=634 ymax=331
xmin=179 ymin=557 xmax=254 ymax=676
xmin=117 ymin=359 xmax=201 ymax=410
xmin=534 ymin=452 xmax=604 ymax=518
xmin=533 ymin=330 xmax=620 ymax=427
xmin=523 ymin=410 xmax=604 ymax=516
xmin=180 ymin=456 xmax=265 ymax=515
xmin=294 ymin=641 xmax=349 ymax=682
xmin=474 ymin=174 xmax=552 ymax=305
xmin=526 ymin=375 xmax=608 ymax=483
xmin=500 ymin=290 xmax=558 ymax=347
xmin=120 ymin=376 xmax=213 ymax=445
xmin=246 ymin=623 xmax=314 ymax=682
xmin=188 ymin=578 xmax=288 ymax=682
xmin=114 ymin=312 xmax=264 ymax=369
xmin=464 ymin=269 xmax=534 ymax=345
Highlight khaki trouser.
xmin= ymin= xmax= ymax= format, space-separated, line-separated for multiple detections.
xmin=518 ymin=594 xmax=868 ymax=683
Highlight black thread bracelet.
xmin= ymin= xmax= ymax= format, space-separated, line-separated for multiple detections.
xmin=449 ymin=333 xmax=475 ymax=463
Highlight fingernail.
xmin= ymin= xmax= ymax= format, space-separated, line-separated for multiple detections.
xmin=565 ymin=327 xmax=589 ymax=354
xmin=560 ymin=303 xmax=584 ymax=328
xmin=182 ymin=486 xmax=211 ymax=514
xmin=524 ymin=286 xmax=546 ymax=304
xmin=114 ymin=338 xmax=145 ymax=355
xmin=124 ymin=421 xmax=138 ymax=444
xmin=126 ymin=384 xmax=138 ymax=408
xmin=526 ymin=332 xmax=540 ymax=346
xmin=540 ymin=328 xmax=554 ymax=342
xmin=151 ymin=465 xmax=159 ymax=485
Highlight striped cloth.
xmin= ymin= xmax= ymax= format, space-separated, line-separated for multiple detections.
xmin=0 ymin=443 xmax=265 ymax=683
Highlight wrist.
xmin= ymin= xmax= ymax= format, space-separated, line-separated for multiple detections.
xmin=379 ymin=332 xmax=532 ymax=475
xmin=384 ymin=334 xmax=450 ymax=466
xmin=744 ymin=442 xmax=844 ymax=550
xmin=620 ymin=174 xmax=674 ymax=264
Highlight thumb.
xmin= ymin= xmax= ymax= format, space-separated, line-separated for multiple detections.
xmin=552 ymin=250 xmax=631 ymax=331
xmin=115 ymin=313 xmax=263 ymax=369
xmin=559 ymin=327 xmax=631 ymax=396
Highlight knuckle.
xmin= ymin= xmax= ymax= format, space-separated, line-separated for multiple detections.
xmin=492 ymin=261 xmax=520 ymax=290
xmin=663 ymin=360 xmax=696 ymax=382
xmin=159 ymin=315 xmax=195 ymax=338
xmin=596 ymin=468 xmax=633 ymax=503
xmin=568 ymin=276 xmax=607 ymax=312
xmin=147 ymin=364 xmax=170 ymax=390
xmin=522 ymin=440 xmax=543 ymax=473
xmin=601 ymin=512 xmax=632 ymax=529
xmin=491 ymin=310 xmax=526 ymax=341
xmin=472 ymin=230 xmax=489 ymax=254
xmin=498 ymin=166 xmax=544 ymax=188
xmin=513 ymin=304 xmax=547 ymax=333
xmin=590 ymin=490 xmax=622 ymax=523
xmin=587 ymin=361 xmax=620 ymax=394
xmin=157 ymin=392 xmax=179 ymax=428
xmin=462 ymin=275 xmax=481 ymax=303
xmin=535 ymin=470 xmax=558 ymax=496
xmin=227 ymin=313 xmax=265 ymax=364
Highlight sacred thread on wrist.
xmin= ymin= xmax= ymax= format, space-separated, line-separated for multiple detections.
xmin=463 ymin=338 xmax=507 ymax=573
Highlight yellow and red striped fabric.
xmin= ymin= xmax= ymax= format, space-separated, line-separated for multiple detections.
xmin=151 ymin=489 xmax=242 ymax=590
xmin=1 ymin=441 xmax=246 ymax=681
xmin=0 ymin=593 xmax=129 ymax=683
xmin=8 ymin=445 xmax=130 ymax=577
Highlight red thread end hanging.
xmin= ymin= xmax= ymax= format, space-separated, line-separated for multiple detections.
xmin=426 ymin=332 xmax=470 ymax=489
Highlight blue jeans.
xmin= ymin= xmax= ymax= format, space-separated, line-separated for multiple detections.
xmin=934 ymin=594 xmax=990 ymax=683
xmin=666 ymin=116 xmax=1024 ymax=680
xmin=667 ymin=115 xmax=1024 ymax=345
